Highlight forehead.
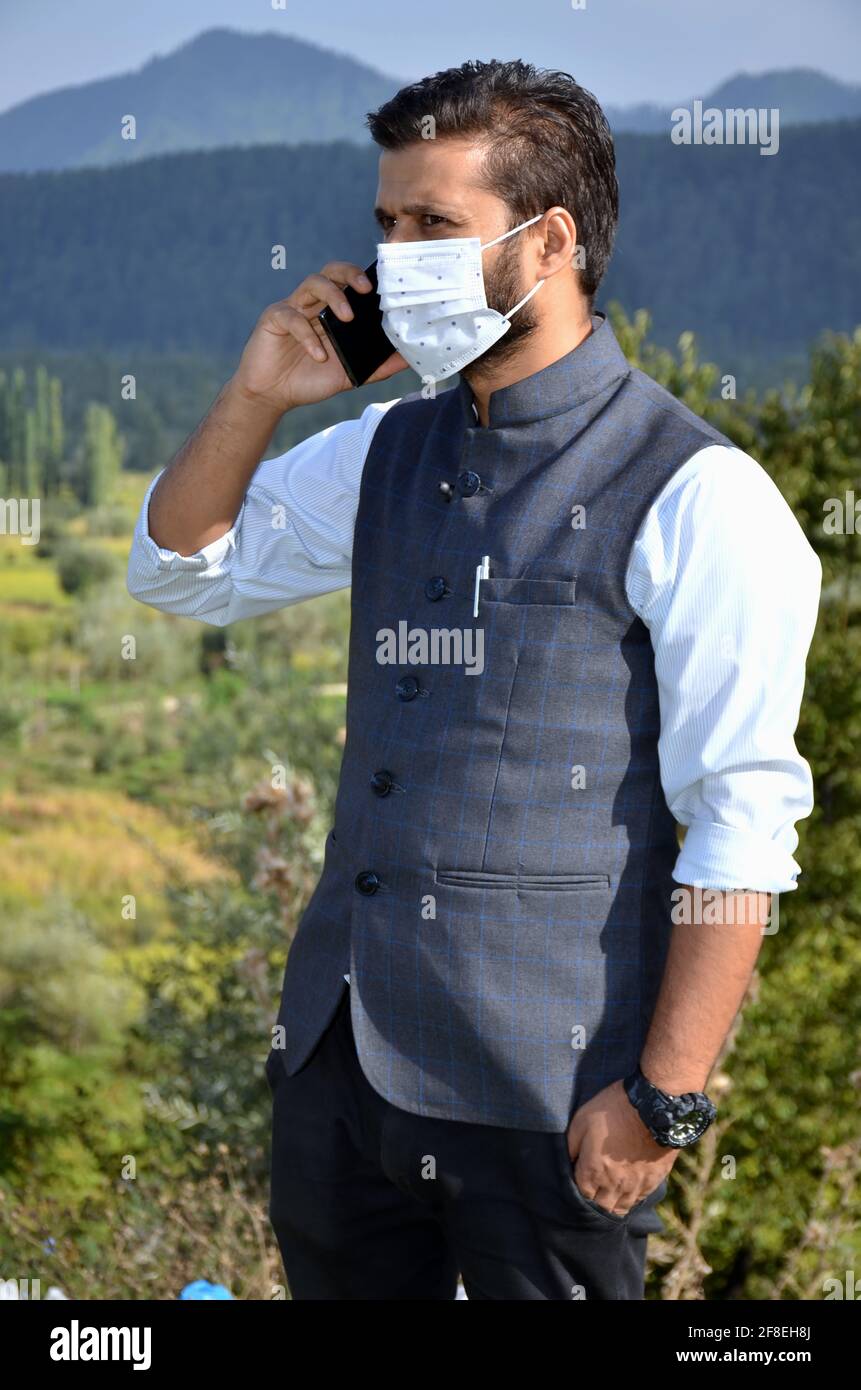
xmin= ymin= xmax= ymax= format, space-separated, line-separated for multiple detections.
xmin=375 ymin=136 xmax=497 ymax=210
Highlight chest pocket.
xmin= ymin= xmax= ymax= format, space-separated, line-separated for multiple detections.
xmin=478 ymin=576 xmax=576 ymax=606
xmin=475 ymin=575 xmax=579 ymax=673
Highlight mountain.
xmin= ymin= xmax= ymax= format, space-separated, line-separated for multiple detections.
xmin=1 ymin=119 xmax=857 ymax=369
xmin=606 ymin=68 xmax=861 ymax=132
xmin=1 ymin=25 xmax=857 ymax=173
xmin=0 ymin=28 xmax=401 ymax=174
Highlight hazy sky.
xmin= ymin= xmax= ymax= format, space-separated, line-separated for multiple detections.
xmin=0 ymin=0 xmax=858 ymax=114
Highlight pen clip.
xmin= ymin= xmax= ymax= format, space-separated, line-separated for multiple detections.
xmin=473 ymin=555 xmax=490 ymax=618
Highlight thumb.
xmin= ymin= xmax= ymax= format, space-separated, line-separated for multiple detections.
xmin=366 ymin=351 xmax=408 ymax=384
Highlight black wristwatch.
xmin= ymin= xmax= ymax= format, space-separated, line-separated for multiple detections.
xmin=623 ymin=1065 xmax=717 ymax=1148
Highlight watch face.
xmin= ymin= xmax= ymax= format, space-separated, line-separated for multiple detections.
xmin=629 ymin=1072 xmax=717 ymax=1148
xmin=667 ymin=1113 xmax=710 ymax=1146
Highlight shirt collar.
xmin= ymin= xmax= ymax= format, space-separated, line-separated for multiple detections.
xmin=457 ymin=312 xmax=630 ymax=428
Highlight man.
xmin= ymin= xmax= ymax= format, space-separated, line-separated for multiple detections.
xmin=127 ymin=60 xmax=821 ymax=1300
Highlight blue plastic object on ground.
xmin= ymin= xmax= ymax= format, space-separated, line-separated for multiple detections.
xmin=179 ymin=1280 xmax=234 ymax=1300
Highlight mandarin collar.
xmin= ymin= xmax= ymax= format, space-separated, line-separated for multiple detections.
xmin=457 ymin=312 xmax=630 ymax=429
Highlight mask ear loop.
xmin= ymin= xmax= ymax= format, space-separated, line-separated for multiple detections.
xmin=503 ymin=276 xmax=546 ymax=321
xmin=480 ymin=211 xmax=545 ymax=251
xmin=479 ymin=212 xmax=547 ymax=319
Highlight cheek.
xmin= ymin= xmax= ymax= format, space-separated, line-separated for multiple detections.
xmin=485 ymin=246 xmax=525 ymax=303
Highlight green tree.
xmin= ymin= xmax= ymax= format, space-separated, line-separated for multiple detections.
xmin=4 ymin=367 xmax=28 ymax=494
xmin=124 ymin=396 xmax=167 ymax=474
xmin=44 ymin=372 xmax=65 ymax=494
xmin=77 ymin=401 xmax=122 ymax=506
xmin=23 ymin=406 xmax=41 ymax=496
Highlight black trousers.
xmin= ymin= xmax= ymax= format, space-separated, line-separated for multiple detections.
xmin=266 ymin=989 xmax=667 ymax=1301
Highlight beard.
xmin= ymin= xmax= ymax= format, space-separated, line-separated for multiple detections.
xmin=460 ymin=232 xmax=540 ymax=382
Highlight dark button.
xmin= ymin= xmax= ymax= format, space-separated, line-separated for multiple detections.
xmin=425 ymin=576 xmax=447 ymax=602
xmin=457 ymin=470 xmax=481 ymax=497
xmin=355 ymin=870 xmax=381 ymax=896
xmin=370 ymin=769 xmax=395 ymax=797
xmin=396 ymin=675 xmax=420 ymax=702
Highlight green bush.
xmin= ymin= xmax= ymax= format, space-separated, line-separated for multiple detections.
xmin=86 ymin=503 xmax=137 ymax=538
xmin=54 ymin=539 xmax=117 ymax=595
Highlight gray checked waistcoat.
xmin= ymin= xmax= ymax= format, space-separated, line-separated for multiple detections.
xmin=273 ymin=312 xmax=733 ymax=1131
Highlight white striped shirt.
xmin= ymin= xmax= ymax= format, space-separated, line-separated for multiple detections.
xmin=127 ymin=396 xmax=822 ymax=894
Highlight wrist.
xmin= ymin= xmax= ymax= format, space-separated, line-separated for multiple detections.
xmin=623 ymin=1065 xmax=717 ymax=1148
xmin=227 ymin=372 xmax=288 ymax=424
xmin=638 ymin=1058 xmax=711 ymax=1094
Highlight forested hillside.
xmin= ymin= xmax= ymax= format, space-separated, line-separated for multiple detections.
xmin=1 ymin=120 xmax=858 ymax=367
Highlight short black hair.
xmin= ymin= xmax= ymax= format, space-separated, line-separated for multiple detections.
xmin=366 ymin=59 xmax=619 ymax=303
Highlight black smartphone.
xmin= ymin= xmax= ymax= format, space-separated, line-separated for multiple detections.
xmin=318 ymin=261 xmax=395 ymax=387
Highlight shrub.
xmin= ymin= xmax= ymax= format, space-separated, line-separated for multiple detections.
xmin=54 ymin=539 xmax=116 ymax=595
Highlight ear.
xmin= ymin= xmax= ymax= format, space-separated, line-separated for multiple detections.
xmin=537 ymin=207 xmax=579 ymax=275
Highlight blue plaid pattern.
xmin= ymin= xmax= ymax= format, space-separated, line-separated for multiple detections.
xmin=274 ymin=314 xmax=734 ymax=1130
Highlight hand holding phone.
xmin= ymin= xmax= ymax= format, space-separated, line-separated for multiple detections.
xmin=233 ymin=261 xmax=405 ymax=414
xmin=318 ymin=261 xmax=402 ymax=387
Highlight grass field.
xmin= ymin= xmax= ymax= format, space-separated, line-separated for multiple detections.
xmin=0 ymin=470 xmax=232 ymax=936
xmin=0 ymin=784 xmax=231 ymax=930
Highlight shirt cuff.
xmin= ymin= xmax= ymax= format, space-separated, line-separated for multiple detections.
xmin=673 ymin=821 xmax=801 ymax=894
xmin=135 ymin=471 xmax=245 ymax=573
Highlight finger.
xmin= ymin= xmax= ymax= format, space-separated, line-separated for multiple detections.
xmin=262 ymin=303 xmax=328 ymax=362
xmin=291 ymin=273 xmax=358 ymax=321
xmin=573 ymin=1161 xmax=629 ymax=1214
xmin=320 ymin=261 xmax=374 ymax=292
xmin=573 ymin=1161 xmax=607 ymax=1205
xmin=593 ymin=1183 xmax=627 ymax=1214
xmin=571 ymin=1145 xmax=604 ymax=1196
xmin=365 ymin=350 xmax=408 ymax=384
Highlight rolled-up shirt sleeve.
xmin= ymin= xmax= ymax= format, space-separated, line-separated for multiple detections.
xmin=126 ymin=397 xmax=399 ymax=626
xmin=626 ymin=444 xmax=822 ymax=894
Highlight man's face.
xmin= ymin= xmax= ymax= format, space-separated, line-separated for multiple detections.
xmin=374 ymin=137 xmax=541 ymax=376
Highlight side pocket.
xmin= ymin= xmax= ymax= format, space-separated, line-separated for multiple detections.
xmin=556 ymin=1135 xmax=628 ymax=1225
xmin=435 ymin=869 xmax=610 ymax=891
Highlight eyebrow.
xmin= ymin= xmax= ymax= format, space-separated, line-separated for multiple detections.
xmin=373 ymin=202 xmax=463 ymax=225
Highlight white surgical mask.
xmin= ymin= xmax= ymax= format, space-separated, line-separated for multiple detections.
xmin=376 ymin=212 xmax=546 ymax=381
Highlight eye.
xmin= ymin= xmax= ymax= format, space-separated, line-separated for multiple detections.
xmin=420 ymin=215 xmax=447 ymax=228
